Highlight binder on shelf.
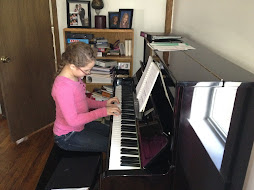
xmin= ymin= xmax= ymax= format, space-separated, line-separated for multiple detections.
xmin=136 ymin=56 xmax=160 ymax=112
xmin=140 ymin=31 xmax=182 ymax=43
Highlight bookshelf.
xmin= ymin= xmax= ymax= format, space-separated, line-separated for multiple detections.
xmin=63 ymin=28 xmax=134 ymax=92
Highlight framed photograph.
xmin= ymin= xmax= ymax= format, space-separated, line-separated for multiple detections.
xmin=119 ymin=9 xmax=133 ymax=29
xmin=118 ymin=62 xmax=130 ymax=70
xmin=108 ymin=12 xmax=119 ymax=29
xmin=66 ymin=0 xmax=91 ymax=28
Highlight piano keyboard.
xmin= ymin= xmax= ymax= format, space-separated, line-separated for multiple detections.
xmin=108 ymin=85 xmax=141 ymax=170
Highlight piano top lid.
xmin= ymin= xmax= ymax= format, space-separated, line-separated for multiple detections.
xmin=155 ymin=50 xmax=221 ymax=86
xmin=154 ymin=37 xmax=254 ymax=86
xmin=183 ymin=38 xmax=254 ymax=83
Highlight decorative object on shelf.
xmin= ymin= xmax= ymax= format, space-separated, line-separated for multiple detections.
xmin=66 ymin=0 xmax=91 ymax=28
xmin=119 ymin=9 xmax=134 ymax=29
xmin=108 ymin=12 xmax=120 ymax=29
xmin=91 ymin=0 xmax=104 ymax=15
xmin=91 ymin=0 xmax=106 ymax=29
xmin=95 ymin=15 xmax=106 ymax=29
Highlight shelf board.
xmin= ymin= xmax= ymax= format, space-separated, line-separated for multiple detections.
xmin=64 ymin=28 xmax=133 ymax=33
xmin=96 ymin=56 xmax=132 ymax=61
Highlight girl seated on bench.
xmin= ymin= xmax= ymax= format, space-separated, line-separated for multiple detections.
xmin=51 ymin=42 xmax=121 ymax=152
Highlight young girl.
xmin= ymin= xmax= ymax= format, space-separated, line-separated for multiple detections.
xmin=52 ymin=42 xmax=121 ymax=152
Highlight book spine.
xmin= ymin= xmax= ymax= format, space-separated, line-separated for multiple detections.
xmin=119 ymin=43 xmax=125 ymax=56
xmin=140 ymin=31 xmax=148 ymax=38
xmin=128 ymin=40 xmax=132 ymax=57
xmin=67 ymin=38 xmax=89 ymax=44
xmin=124 ymin=40 xmax=129 ymax=56
xmin=95 ymin=61 xmax=106 ymax=67
xmin=102 ymin=91 xmax=111 ymax=98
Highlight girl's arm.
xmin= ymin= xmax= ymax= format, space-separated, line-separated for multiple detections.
xmin=54 ymin=85 xmax=107 ymax=127
xmin=86 ymin=97 xmax=107 ymax=109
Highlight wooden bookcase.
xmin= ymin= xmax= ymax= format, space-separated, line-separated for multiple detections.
xmin=63 ymin=28 xmax=134 ymax=92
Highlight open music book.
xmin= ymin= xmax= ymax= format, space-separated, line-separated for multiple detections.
xmin=136 ymin=56 xmax=160 ymax=112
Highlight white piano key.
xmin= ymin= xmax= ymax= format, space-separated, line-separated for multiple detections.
xmin=108 ymin=85 xmax=141 ymax=170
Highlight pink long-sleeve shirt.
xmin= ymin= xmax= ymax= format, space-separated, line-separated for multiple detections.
xmin=52 ymin=76 xmax=108 ymax=136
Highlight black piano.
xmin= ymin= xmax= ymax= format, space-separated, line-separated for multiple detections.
xmin=100 ymin=36 xmax=254 ymax=190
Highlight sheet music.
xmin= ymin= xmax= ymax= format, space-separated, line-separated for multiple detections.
xmin=136 ymin=56 xmax=160 ymax=112
xmin=136 ymin=56 xmax=153 ymax=95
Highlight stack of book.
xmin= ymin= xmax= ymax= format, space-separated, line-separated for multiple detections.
xmin=66 ymin=33 xmax=93 ymax=45
xmin=86 ymin=61 xmax=116 ymax=84
xmin=96 ymin=39 xmax=109 ymax=54
xmin=95 ymin=60 xmax=118 ymax=68
xmin=107 ymin=49 xmax=120 ymax=56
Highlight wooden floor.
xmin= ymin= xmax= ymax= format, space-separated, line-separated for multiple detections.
xmin=0 ymin=117 xmax=54 ymax=190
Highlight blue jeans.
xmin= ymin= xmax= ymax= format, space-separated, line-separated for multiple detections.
xmin=54 ymin=121 xmax=110 ymax=152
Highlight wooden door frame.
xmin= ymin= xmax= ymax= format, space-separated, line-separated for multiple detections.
xmin=165 ymin=0 xmax=174 ymax=34
xmin=51 ymin=0 xmax=61 ymax=67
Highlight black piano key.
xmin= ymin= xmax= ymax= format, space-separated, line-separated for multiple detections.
xmin=121 ymin=124 xmax=136 ymax=127
xmin=122 ymin=104 xmax=134 ymax=108
xmin=121 ymin=112 xmax=134 ymax=116
xmin=121 ymin=142 xmax=138 ymax=147
xmin=121 ymin=159 xmax=140 ymax=164
xmin=121 ymin=160 xmax=140 ymax=165
xmin=121 ymin=127 xmax=136 ymax=132
xmin=121 ymin=156 xmax=139 ymax=160
xmin=122 ymin=101 xmax=132 ymax=104
xmin=120 ymin=163 xmax=140 ymax=167
xmin=121 ymin=148 xmax=139 ymax=153
xmin=121 ymin=148 xmax=139 ymax=155
xmin=121 ymin=118 xmax=135 ymax=122
xmin=121 ymin=115 xmax=135 ymax=120
xmin=122 ymin=109 xmax=135 ymax=113
xmin=121 ymin=120 xmax=135 ymax=125
xmin=121 ymin=133 xmax=137 ymax=138
xmin=122 ymin=112 xmax=135 ymax=115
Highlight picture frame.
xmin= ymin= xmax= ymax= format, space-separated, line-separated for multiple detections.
xmin=66 ymin=0 xmax=91 ymax=28
xmin=119 ymin=9 xmax=133 ymax=29
xmin=108 ymin=12 xmax=120 ymax=29
xmin=118 ymin=62 xmax=130 ymax=70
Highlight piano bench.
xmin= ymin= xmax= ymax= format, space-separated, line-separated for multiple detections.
xmin=36 ymin=143 xmax=101 ymax=190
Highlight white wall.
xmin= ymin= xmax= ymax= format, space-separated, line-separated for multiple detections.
xmin=171 ymin=0 xmax=254 ymax=189
xmin=172 ymin=0 xmax=254 ymax=74
xmin=56 ymin=0 xmax=166 ymax=74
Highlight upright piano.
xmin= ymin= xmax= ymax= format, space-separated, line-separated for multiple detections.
xmin=100 ymin=36 xmax=254 ymax=190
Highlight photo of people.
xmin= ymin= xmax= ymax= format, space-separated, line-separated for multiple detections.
xmin=119 ymin=9 xmax=133 ymax=29
xmin=108 ymin=12 xmax=119 ymax=29
xmin=69 ymin=13 xmax=78 ymax=26
xmin=67 ymin=1 xmax=91 ymax=28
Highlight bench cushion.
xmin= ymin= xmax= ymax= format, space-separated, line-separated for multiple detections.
xmin=36 ymin=144 xmax=101 ymax=190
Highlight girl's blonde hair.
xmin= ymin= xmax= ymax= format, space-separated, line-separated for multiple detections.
xmin=55 ymin=42 xmax=97 ymax=76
